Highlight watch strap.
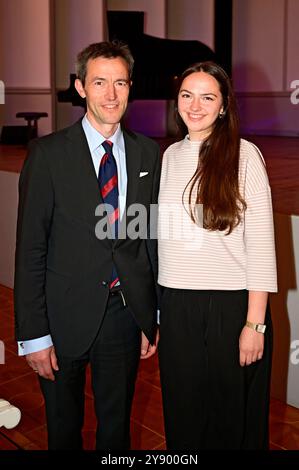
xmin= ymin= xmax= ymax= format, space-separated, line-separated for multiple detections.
xmin=246 ymin=320 xmax=266 ymax=334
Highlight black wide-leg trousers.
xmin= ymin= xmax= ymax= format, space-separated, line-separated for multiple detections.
xmin=39 ymin=293 xmax=141 ymax=450
xmin=158 ymin=288 xmax=272 ymax=450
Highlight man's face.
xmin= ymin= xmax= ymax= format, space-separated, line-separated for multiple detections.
xmin=75 ymin=56 xmax=131 ymax=137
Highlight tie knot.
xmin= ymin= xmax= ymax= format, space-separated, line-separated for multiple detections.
xmin=102 ymin=140 xmax=113 ymax=154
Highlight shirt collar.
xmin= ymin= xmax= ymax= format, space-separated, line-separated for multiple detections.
xmin=82 ymin=114 xmax=125 ymax=154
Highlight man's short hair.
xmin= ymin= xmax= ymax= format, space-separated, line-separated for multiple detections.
xmin=76 ymin=41 xmax=134 ymax=86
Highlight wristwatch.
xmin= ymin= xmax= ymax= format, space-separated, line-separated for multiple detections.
xmin=245 ymin=320 xmax=266 ymax=334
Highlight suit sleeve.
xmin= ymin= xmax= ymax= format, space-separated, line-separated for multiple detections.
xmin=146 ymin=143 xmax=162 ymax=309
xmin=14 ymin=140 xmax=54 ymax=341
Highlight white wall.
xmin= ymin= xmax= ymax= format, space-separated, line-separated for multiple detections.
xmin=236 ymin=94 xmax=299 ymax=137
xmin=285 ymin=216 xmax=299 ymax=408
xmin=167 ymin=0 xmax=214 ymax=49
xmin=0 ymin=0 xmax=51 ymax=88
xmin=0 ymin=171 xmax=19 ymax=288
xmin=286 ymin=0 xmax=299 ymax=91
xmin=0 ymin=0 xmax=53 ymax=135
xmin=271 ymin=214 xmax=299 ymax=408
xmin=233 ymin=0 xmax=299 ymax=136
xmin=166 ymin=0 xmax=215 ymax=136
xmin=233 ymin=0 xmax=284 ymax=92
xmin=55 ymin=0 xmax=105 ymax=129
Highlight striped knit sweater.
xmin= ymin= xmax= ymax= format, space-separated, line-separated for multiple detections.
xmin=158 ymin=136 xmax=277 ymax=292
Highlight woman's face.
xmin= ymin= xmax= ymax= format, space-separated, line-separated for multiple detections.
xmin=178 ymin=71 xmax=224 ymax=141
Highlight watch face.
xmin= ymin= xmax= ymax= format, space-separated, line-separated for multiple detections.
xmin=256 ymin=324 xmax=266 ymax=333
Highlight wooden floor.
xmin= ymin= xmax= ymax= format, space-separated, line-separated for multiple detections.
xmin=249 ymin=136 xmax=299 ymax=216
xmin=1 ymin=135 xmax=299 ymax=216
xmin=1 ymin=283 xmax=299 ymax=451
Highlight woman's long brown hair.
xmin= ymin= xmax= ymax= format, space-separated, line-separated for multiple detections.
xmin=175 ymin=61 xmax=246 ymax=234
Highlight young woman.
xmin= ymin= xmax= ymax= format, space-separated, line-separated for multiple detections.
xmin=158 ymin=62 xmax=277 ymax=450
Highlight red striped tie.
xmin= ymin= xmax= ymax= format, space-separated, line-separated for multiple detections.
xmin=99 ymin=140 xmax=120 ymax=289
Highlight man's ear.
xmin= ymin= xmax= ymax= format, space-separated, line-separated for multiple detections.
xmin=75 ymin=78 xmax=86 ymax=98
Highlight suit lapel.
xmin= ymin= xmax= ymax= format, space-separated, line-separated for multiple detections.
xmin=65 ymin=120 xmax=111 ymax=242
xmin=66 ymin=119 xmax=101 ymax=201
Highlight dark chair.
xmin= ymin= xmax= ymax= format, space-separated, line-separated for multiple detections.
xmin=0 ymin=125 xmax=29 ymax=145
xmin=16 ymin=112 xmax=48 ymax=141
xmin=0 ymin=112 xmax=48 ymax=145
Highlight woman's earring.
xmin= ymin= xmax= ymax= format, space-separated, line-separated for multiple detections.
xmin=219 ymin=110 xmax=225 ymax=119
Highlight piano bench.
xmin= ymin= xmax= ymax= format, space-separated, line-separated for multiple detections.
xmin=16 ymin=112 xmax=48 ymax=140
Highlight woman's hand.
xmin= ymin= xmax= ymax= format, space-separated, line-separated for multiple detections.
xmin=239 ymin=325 xmax=264 ymax=367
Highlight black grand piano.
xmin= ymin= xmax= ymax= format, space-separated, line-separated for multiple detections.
xmin=58 ymin=11 xmax=216 ymax=107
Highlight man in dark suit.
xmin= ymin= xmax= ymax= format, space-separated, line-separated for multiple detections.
xmin=14 ymin=41 xmax=161 ymax=450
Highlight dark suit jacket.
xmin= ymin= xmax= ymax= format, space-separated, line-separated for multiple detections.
xmin=14 ymin=120 xmax=161 ymax=357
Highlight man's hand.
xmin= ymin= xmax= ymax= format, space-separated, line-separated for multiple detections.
xmin=140 ymin=330 xmax=159 ymax=360
xmin=26 ymin=346 xmax=59 ymax=381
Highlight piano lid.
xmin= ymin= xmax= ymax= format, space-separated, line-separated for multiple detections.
xmin=57 ymin=10 xmax=216 ymax=106
xmin=108 ymin=11 xmax=216 ymax=100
